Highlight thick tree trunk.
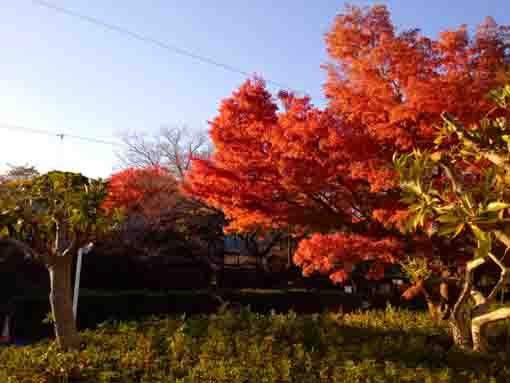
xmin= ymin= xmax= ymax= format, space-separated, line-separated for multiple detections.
xmin=48 ymin=257 xmax=80 ymax=350
xmin=472 ymin=306 xmax=510 ymax=352
xmin=447 ymin=256 xmax=508 ymax=352
xmin=449 ymin=308 xmax=472 ymax=350
xmin=449 ymin=268 xmax=477 ymax=350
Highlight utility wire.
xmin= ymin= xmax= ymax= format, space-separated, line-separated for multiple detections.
xmin=9 ymin=2 xmax=308 ymax=148
xmin=31 ymin=0 xmax=306 ymax=94
xmin=0 ymin=124 xmax=123 ymax=146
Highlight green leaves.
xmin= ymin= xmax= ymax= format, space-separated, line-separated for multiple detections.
xmin=469 ymin=224 xmax=492 ymax=258
xmin=488 ymin=84 xmax=510 ymax=109
xmin=485 ymin=202 xmax=510 ymax=212
xmin=436 ymin=223 xmax=464 ymax=238
xmin=395 ymin=82 xmax=510 ymax=258
xmin=0 ymin=170 xmax=119 ymax=258
xmin=436 ymin=213 xmax=460 ymax=224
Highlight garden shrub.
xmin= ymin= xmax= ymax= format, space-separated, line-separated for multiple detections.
xmin=1 ymin=307 xmax=508 ymax=382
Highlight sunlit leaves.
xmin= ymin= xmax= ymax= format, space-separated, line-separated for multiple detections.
xmin=485 ymin=202 xmax=510 ymax=212
xmin=395 ymin=85 xmax=510 ymax=261
xmin=325 ymin=5 xmax=508 ymax=151
xmin=293 ymin=232 xmax=403 ymax=283
xmin=0 ymin=170 xmax=118 ymax=259
xmin=185 ymin=5 xmax=510 ymax=282
xmin=102 ymin=166 xmax=178 ymax=217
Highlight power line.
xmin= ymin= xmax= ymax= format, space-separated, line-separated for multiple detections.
xmin=30 ymin=0 xmax=306 ymax=94
xmin=0 ymin=124 xmax=123 ymax=146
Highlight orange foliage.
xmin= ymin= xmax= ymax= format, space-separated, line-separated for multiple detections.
xmin=293 ymin=233 xmax=403 ymax=283
xmin=324 ymin=6 xmax=508 ymax=150
xmin=103 ymin=166 xmax=179 ymax=217
xmin=184 ymin=5 xmax=509 ymax=282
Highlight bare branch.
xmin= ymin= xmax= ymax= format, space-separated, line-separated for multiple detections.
xmin=62 ymin=238 xmax=77 ymax=258
xmin=116 ymin=126 xmax=212 ymax=180
xmin=451 ymin=256 xmax=488 ymax=327
xmin=116 ymin=131 xmax=162 ymax=168
xmin=472 ymin=307 xmax=510 ymax=352
xmin=486 ymin=252 xmax=510 ymax=301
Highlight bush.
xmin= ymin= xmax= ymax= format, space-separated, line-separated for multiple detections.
xmin=1 ymin=307 xmax=509 ymax=382
xmin=8 ymin=289 xmax=364 ymax=341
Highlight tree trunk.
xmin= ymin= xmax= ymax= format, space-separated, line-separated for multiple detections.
xmin=48 ymin=257 xmax=80 ymax=350
xmin=426 ymin=300 xmax=441 ymax=322
xmin=421 ymin=279 xmax=444 ymax=323
xmin=449 ymin=310 xmax=472 ymax=350
xmin=472 ymin=307 xmax=510 ymax=352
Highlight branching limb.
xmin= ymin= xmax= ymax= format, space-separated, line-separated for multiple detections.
xmin=470 ymin=289 xmax=487 ymax=306
xmin=494 ymin=230 xmax=510 ymax=248
xmin=443 ymin=113 xmax=510 ymax=174
xmin=472 ymin=307 xmax=510 ymax=352
xmin=62 ymin=238 xmax=77 ymax=258
xmin=450 ymin=257 xmax=488 ymax=348
xmin=486 ymin=252 xmax=510 ymax=302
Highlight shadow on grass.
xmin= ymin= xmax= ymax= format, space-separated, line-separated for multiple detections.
xmin=2 ymin=308 xmax=510 ymax=383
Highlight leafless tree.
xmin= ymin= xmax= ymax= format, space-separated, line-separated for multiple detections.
xmin=116 ymin=126 xmax=212 ymax=180
xmin=115 ymin=126 xmax=290 ymax=280
xmin=1 ymin=163 xmax=39 ymax=182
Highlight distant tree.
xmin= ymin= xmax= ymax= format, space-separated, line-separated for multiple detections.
xmin=0 ymin=171 xmax=118 ymax=350
xmin=116 ymin=126 xmax=212 ymax=180
xmin=115 ymin=127 xmax=225 ymax=261
xmin=1 ymin=163 xmax=39 ymax=181
xmin=102 ymin=165 xmax=224 ymax=270
xmin=102 ymin=166 xmax=179 ymax=219
xmin=101 ymin=166 xmax=185 ymax=255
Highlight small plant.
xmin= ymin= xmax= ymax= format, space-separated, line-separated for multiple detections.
xmin=42 ymin=311 xmax=55 ymax=325
xmin=400 ymin=255 xmax=434 ymax=284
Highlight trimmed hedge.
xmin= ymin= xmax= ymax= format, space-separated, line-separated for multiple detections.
xmin=9 ymin=289 xmax=367 ymax=341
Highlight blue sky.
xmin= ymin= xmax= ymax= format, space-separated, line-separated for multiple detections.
xmin=1 ymin=0 xmax=509 ymax=178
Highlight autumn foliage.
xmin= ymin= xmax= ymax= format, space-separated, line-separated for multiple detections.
xmin=294 ymin=233 xmax=403 ymax=283
xmin=184 ymin=4 xmax=510 ymax=283
xmin=102 ymin=166 xmax=178 ymax=217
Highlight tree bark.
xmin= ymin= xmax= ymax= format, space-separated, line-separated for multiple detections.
xmin=449 ymin=259 xmax=482 ymax=350
xmin=472 ymin=307 xmax=510 ymax=352
xmin=426 ymin=301 xmax=440 ymax=321
xmin=48 ymin=256 xmax=80 ymax=350
xmin=448 ymin=254 xmax=510 ymax=352
xmin=449 ymin=305 xmax=472 ymax=350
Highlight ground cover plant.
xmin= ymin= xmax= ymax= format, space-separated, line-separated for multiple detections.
xmin=1 ymin=306 xmax=510 ymax=383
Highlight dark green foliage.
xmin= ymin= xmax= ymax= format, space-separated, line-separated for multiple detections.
xmin=1 ymin=307 xmax=509 ymax=382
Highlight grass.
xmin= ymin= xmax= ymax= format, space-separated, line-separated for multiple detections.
xmin=1 ymin=305 xmax=510 ymax=382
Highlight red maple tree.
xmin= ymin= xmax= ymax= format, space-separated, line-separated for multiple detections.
xmin=103 ymin=166 xmax=179 ymax=217
xmin=183 ymin=5 xmax=509 ymax=283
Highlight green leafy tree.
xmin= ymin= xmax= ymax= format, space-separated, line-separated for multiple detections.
xmin=0 ymin=171 xmax=120 ymax=349
xmin=394 ymin=84 xmax=510 ymax=352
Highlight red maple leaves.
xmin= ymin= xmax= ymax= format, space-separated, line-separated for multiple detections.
xmin=102 ymin=166 xmax=178 ymax=217
xmin=184 ymin=5 xmax=509 ymax=282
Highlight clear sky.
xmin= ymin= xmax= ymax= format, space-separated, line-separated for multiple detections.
xmin=1 ymin=0 xmax=509 ymax=178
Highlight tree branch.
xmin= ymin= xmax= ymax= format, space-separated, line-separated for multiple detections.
xmin=493 ymin=230 xmax=510 ymax=248
xmin=486 ymin=252 xmax=510 ymax=302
